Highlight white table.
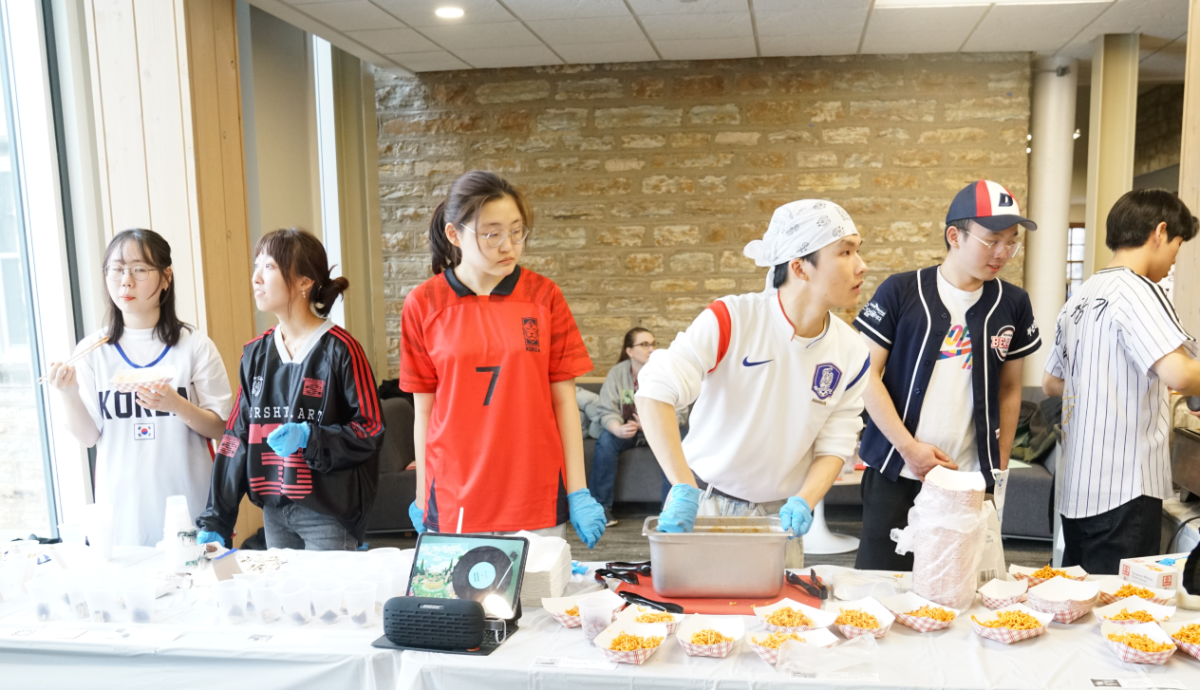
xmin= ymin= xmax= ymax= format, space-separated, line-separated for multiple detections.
xmin=0 ymin=547 xmax=403 ymax=690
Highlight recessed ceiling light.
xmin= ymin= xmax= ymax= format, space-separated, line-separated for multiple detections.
xmin=435 ymin=7 xmax=464 ymax=19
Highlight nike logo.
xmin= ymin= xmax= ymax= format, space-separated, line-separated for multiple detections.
xmin=742 ymin=357 xmax=773 ymax=367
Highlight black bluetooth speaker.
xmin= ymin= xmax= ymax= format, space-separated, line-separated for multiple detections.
xmin=382 ymin=596 xmax=485 ymax=650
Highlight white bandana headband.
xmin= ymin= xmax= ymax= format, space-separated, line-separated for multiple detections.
xmin=743 ymin=199 xmax=859 ymax=292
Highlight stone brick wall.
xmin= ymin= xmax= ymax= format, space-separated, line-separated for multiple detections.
xmin=1135 ymin=84 xmax=1183 ymax=178
xmin=376 ymin=54 xmax=1031 ymax=377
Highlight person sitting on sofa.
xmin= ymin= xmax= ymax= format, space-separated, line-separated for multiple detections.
xmin=589 ymin=327 xmax=687 ymax=527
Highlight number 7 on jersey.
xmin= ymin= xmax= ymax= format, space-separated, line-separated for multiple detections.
xmin=475 ymin=366 xmax=501 ymax=406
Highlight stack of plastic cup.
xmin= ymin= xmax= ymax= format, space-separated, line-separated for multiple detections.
xmin=310 ymin=577 xmax=345 ymax=625
xmin=85 ymin=581 xmax=119 ymax=623
xmin=250 ymin=579 xmax=282 ymax=624
xmin=276 ymin=578 xmax=311 ymax=625
xmin=121 ymin=580 xmax=157 ymax=624
xmin=343 ymin=581 xmax=376 ymax=627
xmin=214 ymin=580 xmax=250 ymax=625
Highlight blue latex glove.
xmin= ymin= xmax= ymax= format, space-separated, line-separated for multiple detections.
xmin=657 ymin=484 xmax=702 ymax=533
xmin=570 ymin=560 xmax=588 ymax=575
xmin=267 ymin=423 xmax=310 ymax=458
xmin=196 ymin=530 xmax=224 ymax=547
xmin=779 ymin=497 xmax=813 ymax=538
xmin=408 ymin=501 xmax=427 ymax=535
xmin=567 ymin=489 xmax=606 ymax=549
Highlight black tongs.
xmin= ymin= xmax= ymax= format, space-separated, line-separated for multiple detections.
xmin=617 ymin=589 xmax=685 ymax=614
xmin=605 ymin=560 xmax=652 ymax=575
xmin=786 ymin=568 xmax=829 ymax=601
xmin=594 ymin=568 xmax=640 ymax=585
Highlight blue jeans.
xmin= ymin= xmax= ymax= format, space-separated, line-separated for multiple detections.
xmin=590 ymin=426 xmax=686 ymax=510
xmin=263 ymin=502 xmax=357 ymax=551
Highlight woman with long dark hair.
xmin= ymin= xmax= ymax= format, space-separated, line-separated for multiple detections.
xmin=47 ymin=229 xmax=233 ymax=547
xmin=196 ymin=228 xmax=384 ymax=550
xmin=400 ymin=170 xmax=606 ymax=545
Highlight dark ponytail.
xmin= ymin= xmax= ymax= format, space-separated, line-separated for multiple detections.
xmin=102 ymin=228 xmax=191 ymax=347
xmin=616 ymin=327 xmax=652 ymax=364
xmin=428 ymin=170 xmax=533 ymax=275
xmin=254 ymin=228 xmax=349 ymax=318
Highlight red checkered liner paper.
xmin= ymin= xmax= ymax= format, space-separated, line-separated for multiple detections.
xmin=748 ymin=631 xmax=836 ymax=667
xmin=616 ymin=606 xmax=683 ymax=635
xmin=1096 ymin=577 xmax=1175 ymax=607
xmin=675 ymin=615 xmax=743 ymax=659
xmin=1008 ymin=564 xmax=1088 ymax=588
xmin=881 ymin=592 xmax=957 ymax=633
xmin=753 ymin=598 xmax=836 ymax=634
xmin=678 ymin=638 xmax=736 ymax=658
xmin=594 ymin=622 xmax=668 ymax=666
xmin=970 ymin=605 xmax=1052 ymax=645
xmin=977 ymin=578 xmax=1028 ymax=610
xmin=832 ymin=598 xmax=896 ymax=640
xmin=836 ymin=622 xmax=890 ymax=639
xmin=895 ymin=610 xmax=954 ymax=633
xmin=1026 ymin=577 xmax=1100 ymax=624
xmin=1160 ymin=622 xmax=1200 ymax=661
xmin=981 ymin=592 xmax=1026 ymax=609
xmin=1102 ymin=623 xmax=1176 ymax=666
xmin=600 ymin=645 xmax=661 ymax=665
xmin=1098 ymin=591 xmax=1174 ymax=607
xmin=549 ymin=612 xmax=581 ymax=628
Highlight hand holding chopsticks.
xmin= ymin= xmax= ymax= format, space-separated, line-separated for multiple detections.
xmin=37 ymin=336 xmax=109 ymax=385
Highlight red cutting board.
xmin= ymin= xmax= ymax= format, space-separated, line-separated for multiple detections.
xmin=615 ymin=578 xmax=821 ymax=615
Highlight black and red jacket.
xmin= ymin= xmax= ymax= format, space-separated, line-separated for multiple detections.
xmin=198 ymin=325 xmax=384 ymax=544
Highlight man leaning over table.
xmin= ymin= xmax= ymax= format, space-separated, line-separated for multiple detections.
xmin=634 ymin=199 xmax=872 ymax=568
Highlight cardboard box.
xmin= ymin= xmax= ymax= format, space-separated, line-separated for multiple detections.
xmin=1119 ymin=552 xmax=1189 ymax=590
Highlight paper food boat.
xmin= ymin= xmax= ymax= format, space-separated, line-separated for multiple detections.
xmin=829 ymin=597 xmax=895 ymax=639
xmin=1101 ymin=621 xmax=1177 ymax=665
xmin=1161 ymin=621 xmax=1200 ymax=660
xmin=616 ymin=604 xmax=684 ymax=635
xmin=879 ymin=591 xmax=959 ymax=632
xmin=594 ymin=622 xmax=669 ymax=665
xmin=675 ymin=614 xmax=743 ymax=658
xmin=542 ymin=589 xmax=622 ymax=629
xmin=1009 ymin=563 xmax=1088 ymax=586
xmin=1095 ymin=576 xmax=1176 ymax=606
xmin=970 ymin=604 xmax=1054 ymax=644
xmin=978 ymin=578 xmax=1028 ymax=609
xmin=748 ymin=627 xmax=838 ymax=666
xmin=1026 ymin=577 xmax=1100 ymax=624
xmin=752 ymin=597 xmax=836 ymax=633
xmin=110 ymin=365 xmax=178 ymax=392
xmin=1093 ymin=598 xmax=1176 ymax=625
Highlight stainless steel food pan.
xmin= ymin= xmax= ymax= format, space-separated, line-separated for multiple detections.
xmin=642 ymin=516 xmax=789 ymax=598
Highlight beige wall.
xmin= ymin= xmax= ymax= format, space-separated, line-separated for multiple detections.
xmin=376 ymin=54 xmax=1032 ymax=377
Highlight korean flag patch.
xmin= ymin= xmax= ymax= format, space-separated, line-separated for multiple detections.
xmin=134 ymin=423 xmax=155 ymax=441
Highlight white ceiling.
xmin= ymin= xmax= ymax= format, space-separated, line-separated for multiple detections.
xmin=246 ymin=0 xmax=1189 ymax=81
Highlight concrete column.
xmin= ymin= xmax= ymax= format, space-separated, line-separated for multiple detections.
xmin=1084 ymin=33 xmax=1140 ymax=277
xmin=1023 ymin=57 xmax=1078 ymax=386
xmin=1173 ymin=0 xmax=1200 ymax=340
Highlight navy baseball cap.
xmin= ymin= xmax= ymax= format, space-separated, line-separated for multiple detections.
xmin=946 ymin=180 xmax=1037 ymax=232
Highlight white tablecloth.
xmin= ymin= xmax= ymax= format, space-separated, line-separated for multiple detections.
xmin=0 ymin=547 xmax=402 ymax=690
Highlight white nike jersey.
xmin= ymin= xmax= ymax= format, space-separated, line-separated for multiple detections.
xmin=74 ymin=327 xmax=233 ymax=547
xmin=638 ymin=291 xmax=870 ymax=503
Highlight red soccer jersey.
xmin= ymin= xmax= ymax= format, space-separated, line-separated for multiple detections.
xmin=399 ymin=266 xmax=593 ymax=533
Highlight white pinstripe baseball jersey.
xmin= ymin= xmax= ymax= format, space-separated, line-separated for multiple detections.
xmin=1045 ymin=267 xmax=1198 ymax=519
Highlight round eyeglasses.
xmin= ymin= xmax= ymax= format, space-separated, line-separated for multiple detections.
xmin=460 ymin=224 xmax=531 ymax=248
xmin=104 ymin=266 xmax=158 ymax=282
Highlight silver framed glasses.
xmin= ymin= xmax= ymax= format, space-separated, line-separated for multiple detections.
xmin=964 ymin=231 xmax=1022 ymax=258
xmin=460 ymin=224 xmax=530 ymax=248
xmin=103 ymin=266 xmax=158 ymax=282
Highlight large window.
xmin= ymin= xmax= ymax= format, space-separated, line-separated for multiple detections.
xmin=1066 ymin=224 xmax=1085 ymax=297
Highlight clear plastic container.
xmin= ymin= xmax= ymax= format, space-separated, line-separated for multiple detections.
xmin=276 ymin=578 xmax=311 ymax=625
xmin=361 ymin=571 xmax=393 ymax=615
xmin=121 ymin=580 xmax=157 ymax=624
xmin=85 ymin=582 xmax=119 ymax=623
xmin=578 ymin=595 xmax=616 ymax=645
xmin=310 ymin=577 xmax=344 ymax=625
xmin=214 ymin=579 xmax=249 ymax=625
xmin=250 ymin=579 xmax=282 ymax=624
xmin=343 ymin=580 xmax=375 ymax=627
xmin=65 ymin=577 xmax=89 ymax=619
xmin=27 ymin=577 xmax=65 ymax=622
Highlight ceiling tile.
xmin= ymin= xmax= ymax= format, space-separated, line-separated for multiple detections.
xmin=752 ymin=0 xmax=869 ymax=13
xmin=655 ymin=35 xmax=757 ymax=60
xmin=345 ymin=28 xmax=440 ymax=53
xmin=284 ymin=0 xmax=360 ymax=5
xmin=861 ymin=6 xmax=987 ymax=54
xmin=555 ymin=40 xmax=660 ymax=64
xmin=526 ymin=16 xmax=646 ymax=44
xmin=298 ymin=1 xmax=403 ymax=31
xmin=1139 ymin=42 xmax=1187 ymax=81
xmin=626 ymin=0 xmax=747 ymax=15
xmin=453 ymin=44 xmax=563 ymax=68
xmin=502 ymin=0 xmax=632 ymax=21
xmin=387 ymin=50 xmax=471 ymax=71
xmin=419 ymin=21 xmax=544 ymax=49
xmin=753 ymin=7 xmax=870 ymax=38
xmin=1056 ymin=0 xmax=1188 ymax=56
xmin=759 ymin=33 xmax=864 ymax=57
xmin=639 ymin=11 xmax=753 ymax=40
xmin=371 ymin=0 xmax=515 ymax=27
xmin=963 ymin=2 xmax=1112 ymax=53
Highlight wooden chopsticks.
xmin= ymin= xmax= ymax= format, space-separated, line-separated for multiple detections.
xmin=37 ymin=336 xmax=109 ymax=384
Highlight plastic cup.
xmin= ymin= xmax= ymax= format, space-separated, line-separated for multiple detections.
xmin=120 ymin=579 xmax=157 ymax=624
xmin=361 ymin=571 xmax=393 ymax=615
xmin=310 ymin=577 xmax=344 ymax=625
xmin=276 ymin=578 xmax=311 ymax=625
xmin=250 ymin=579 xmax=282 ymax=624
xmin=577 ymin=595 xmax=616 ymax=645
xmin=85 ymin=582 xmax=119 ymax=623
xmin=214 ymin=579 xmax=250 ymax=625
xmin=367 ymin=547 xmax=402 ymax=563
xmin=27 ymin=577 xmax=65 ymax=622
xmin=344 ymin=580 xmax=376 ymax=627
xmin=0 ymin=560 xmax=29 ymax=603
xmin=64 ymin=577 xmax=89 ymax=619
xmin=81 ymin=503 xmax=115 ymax=562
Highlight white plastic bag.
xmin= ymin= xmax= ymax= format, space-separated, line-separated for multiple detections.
xmin=777 ymin=633 xmax=878 ymax=675
xmin=977 ymin=501 xmax=1006 ymax=587
xmin=891 ymin=467 xmax=987 ymax=610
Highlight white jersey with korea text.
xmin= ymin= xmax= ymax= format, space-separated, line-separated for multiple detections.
xmin=637 ymin=290 xmax=870 ymax=503
xmin=73 ymin=327 xmax=233 ymax=547
xmin=1045 ymin=267 xmax=1198 ymax=519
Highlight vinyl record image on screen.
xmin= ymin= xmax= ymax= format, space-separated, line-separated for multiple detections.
xmin=451 ymin=546 xmax=515 ymax=601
